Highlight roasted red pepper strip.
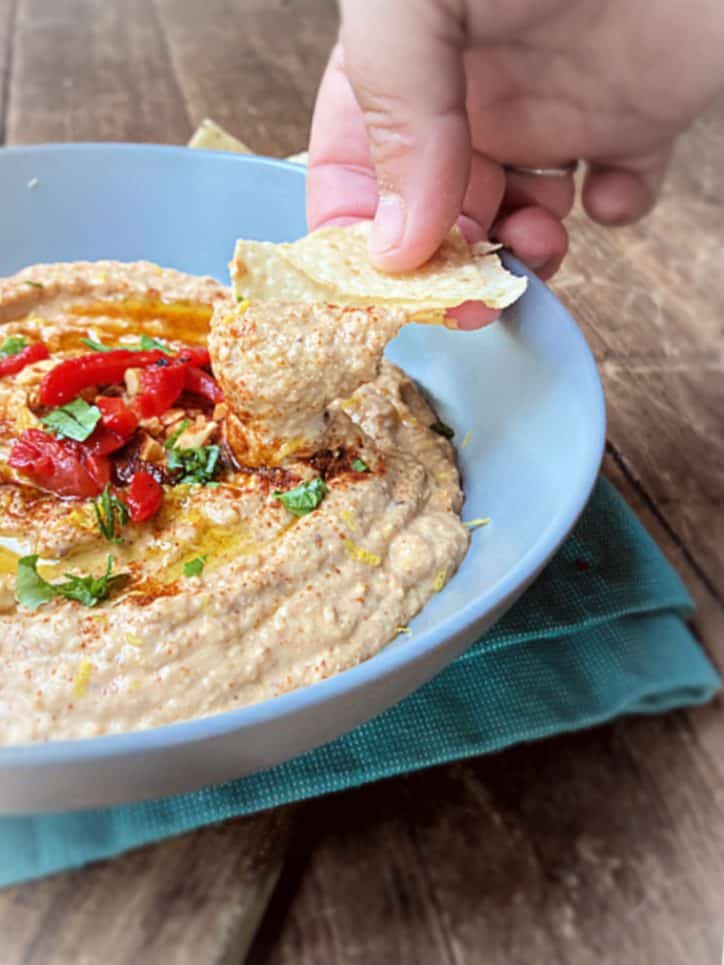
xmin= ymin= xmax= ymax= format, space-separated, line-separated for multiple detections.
xmin=85 ymin=428 xmax=131 ymax=457
xmin=175 ymin=347 xmax=211 ymax=368
xmin=134 ymin=363 xmax=186 ymax=419
xmin=124 ymin=469 xmax=163 ymax=522
xmin=95 ymin=396 xmax=138 ymax=438
xmin=8 ymin=428 xmax=109 ymax=498
xmin=183 ymin=366 xmax=224 ymax=403
xmin=38 ymin=349 xmax=165 ymax=407
xmin=0 ymin=342 xmax=49 ymax=377
xmin=86 ymin=397 xmax=139 ymax=455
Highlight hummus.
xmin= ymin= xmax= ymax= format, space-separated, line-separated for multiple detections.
xmin=0 ymin=261 xmax=468 ymax=743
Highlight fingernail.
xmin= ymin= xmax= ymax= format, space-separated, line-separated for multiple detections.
xmin=370 ymin=193 xmax=407 ymax=255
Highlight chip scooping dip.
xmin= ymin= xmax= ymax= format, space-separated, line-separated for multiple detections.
xmin=230 ymin=222 xmax=527 ymax=322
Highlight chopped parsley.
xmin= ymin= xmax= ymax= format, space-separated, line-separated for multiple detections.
xmin=164 ymin=420 xmax=191 ymax=450
xmin=166 ymin=443 xmax=220 ymax=485
xmin=183 ymin=555 xmax=207 ymax=577
xmin=80 ymin=337 xmax=114 ymax=352
xmin=16 ymin=554 xmax=128 ymax=611
xmin=164 ymin=421 xmax=220 ymax=486
xmin=351 ymin=457 xmax=369 ymax=473
xmin=93 ymin=483 xmax=130 ymax=543
xmin=23 ymin=280 xmax=44 ymax=289
xmin=80 ymin=334 xmax=172 ymax=354
xmin=273 ymin=477 xmax=328 ymax=517
xmin=138 ymin=335 xmax=172 ymax=354
xmin=0 ymin=336 xmax=28 ymax=358
xmin=430 ymin=419 xmax=455 ymax=439
xmin=40 ymin=397 xmax=101 ymax=442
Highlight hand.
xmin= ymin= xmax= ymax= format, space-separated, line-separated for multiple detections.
xmin=307 ymin=0 xmax=724 ymax=324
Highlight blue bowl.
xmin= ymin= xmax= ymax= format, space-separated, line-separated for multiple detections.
xmin=0 ymin=145 xmax=605 ymax=812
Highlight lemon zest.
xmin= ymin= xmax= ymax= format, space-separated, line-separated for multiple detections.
xmin=276 ymin=436 xmax=305 ymax=461
xmin=432 ymin=568 xmax=447 ymax=592
xmin=125 ymin=631 xmax=143 ymax=648
xmin=344 ymin=539 xmax=381 ymax=567
xmin=67 ymin=506 xmax=97 ymax=532
xmin=464 ymin=517 xmax=491 ymax=531
xmin=340 ymin=509 xmax=357 ymax=532
xmin=461 ymin=430 xmax=473 ymax=450
xmin=396 ymin=626 xmax=412 ymax=636
xmin=235 ymin=297 xmax=251 ymax=313
xmin=73 ymin=659 xmax=94 ymax=698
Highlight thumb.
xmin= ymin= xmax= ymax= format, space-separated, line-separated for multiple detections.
xmin=339 ymin=0 xmax=470 ymax=271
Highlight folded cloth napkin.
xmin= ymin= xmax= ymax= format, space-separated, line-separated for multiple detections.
xmin=0 ymin=478 xmax=719 ymax=887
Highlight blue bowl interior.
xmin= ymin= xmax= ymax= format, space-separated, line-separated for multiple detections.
xmin=0 ymin=145 xmax=605 ymax=809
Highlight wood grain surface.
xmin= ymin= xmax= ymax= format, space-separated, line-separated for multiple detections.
xmin=1 ymin=2 xmax=723 ymax=964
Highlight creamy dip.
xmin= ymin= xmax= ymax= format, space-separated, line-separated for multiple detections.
xmin=0 ymin=263 xmax=467 ymax=744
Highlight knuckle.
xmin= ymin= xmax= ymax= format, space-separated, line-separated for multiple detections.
xmin=355 ymin=87 xmax=419 ymax=164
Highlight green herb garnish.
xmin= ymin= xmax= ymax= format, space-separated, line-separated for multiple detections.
xmin=351 ymin=457 xmax=369 ymax=472
xmin=138 ymin=335 xmax=172 ymax=354
xmin=0 ymin=336 xmax=28 ymax=358
xmin=16 ymin=556 xmax=57 ymax=611
xmin=164 ymin=420 xmax=191 ymax=450
xmin=167 ymin=443 xmax=220 ymax=485
xmin=165 ymin=422 xmax=219 ymax=485
xmin=80 ymin=335 xmax=172 ymax=354
xmin=430 ymin=420 xmax=454 ymax=439
xmin=23 ymin=280 xmax=44 ymax=289
xmin=183 ymin=555 xmax=207 ymax=577
xmin=80 ymin=337 xmax=114 ymax=352
xmin=16 ymin=554 xmax=128 ymax=611
xmin=41 ymin=397 xmax=101 ymax=442
xmin=93 ymin=483 xmax=130 ymax=543
xmin=273 ymin=478 xmax=329 ymax=517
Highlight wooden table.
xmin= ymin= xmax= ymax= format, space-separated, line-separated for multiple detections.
xmin=1 ymin=2 xmax=723 ymax=962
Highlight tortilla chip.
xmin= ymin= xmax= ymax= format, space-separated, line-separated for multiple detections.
xmin=285 ymin=150 xmax=309 ymax=166
xmin=231 ymin=223 xmax=526 ymax=320
xmin=189 ymin=119 xmax=307 ymax=167
xmin=232 ymin=238 xmax=338 ymax=303
xmin=188 ymin=119 xmax=252 ymax=154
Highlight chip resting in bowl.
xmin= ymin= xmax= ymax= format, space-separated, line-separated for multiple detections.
xmin=0 ymin=228 xmax=524 ymax=744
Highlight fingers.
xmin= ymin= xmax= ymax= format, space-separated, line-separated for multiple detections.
xmin=446 ymin=302 xmax=501 ymax=331
xmin=492 ymin=205 xmax=569 ymax=280
xmin=582 ymin=147 xmax=673 ymax=226
xmin=339 ymin=0 xmax=470 ymax=271
xmin=459 ymin=152 xmax=507 ymax=237
xmin=501 ymin=168 xmax=576 ymax=221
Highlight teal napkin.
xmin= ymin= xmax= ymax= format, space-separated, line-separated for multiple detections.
xmin=1 ymin=479 xmax=719 ymax=887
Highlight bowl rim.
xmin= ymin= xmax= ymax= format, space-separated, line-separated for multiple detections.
xmin=0 ymin=142 xmax=606 ymax=764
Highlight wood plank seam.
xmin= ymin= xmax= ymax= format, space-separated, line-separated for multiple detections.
xmin=244 ymin=804 xmax=326 ymax=965
xmin=605 ymin=441 xmax=724 ymax=608
xmin=0 ymin=0 xmax=18 ymax=146
xmin=148 ymin=0 xmax=192 ymax=135
xmin=406 ymin=817 xmax=471 ymax=965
